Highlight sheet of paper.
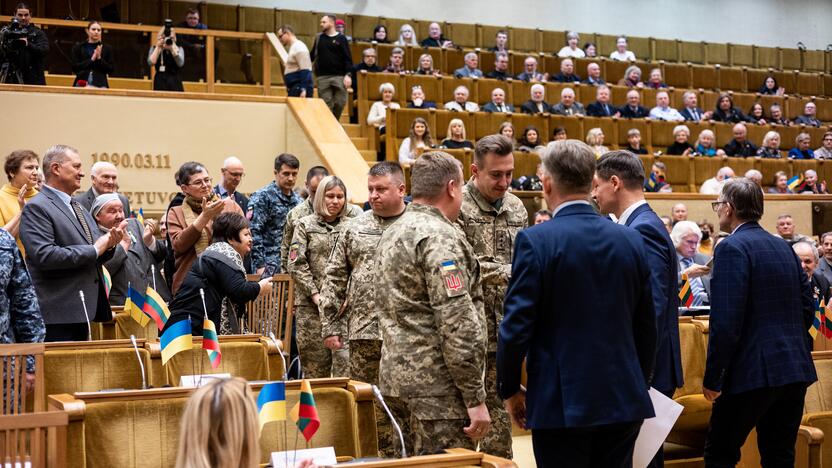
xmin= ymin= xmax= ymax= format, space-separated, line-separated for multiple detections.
xmin=271 ymin=447 xmax=337 ymax=468
xmin=633 ymin=387 xmax=684 ymax=468
xmin=179 ymin=373 xmax=231 ymax=387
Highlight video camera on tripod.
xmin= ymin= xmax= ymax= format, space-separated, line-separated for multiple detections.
xmin=0 ymin=17 xmax=32 ymax=83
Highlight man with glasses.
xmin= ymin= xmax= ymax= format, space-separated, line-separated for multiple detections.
xmin=671 ymin=220 xmax=711 ymax=306
xmin=214 ymin=156 xmax=248 ymax=213
xmin=703 ymin=178 xmax=816 ymax=467
xmin=277 ymin=25 xmax=313 ymax=98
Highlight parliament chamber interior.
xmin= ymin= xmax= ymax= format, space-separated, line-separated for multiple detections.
xmin=1 ymin=0 xmax=831 ymax=466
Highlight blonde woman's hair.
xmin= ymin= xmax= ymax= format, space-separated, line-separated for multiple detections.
xmin=672 ymin=125 xmax=690 ymax=137
xmin=695 ymin=129 xmax=716 ymax=147
xmin=378 ymin=82 xmax=395 ymax=96
xmin=762 ymin=130 xmax=781 ymax=147
xmin=446 ymin=118 xmax=467 ymax=141
xmin=397 ymin=24 xmax=418 ymax=46
xmin=585 ymin=128 xmax=604 ymax=146
xmin=313 ymin=175 xmax=349 ymax=218
xmin=175 ymin=378 xmax=259 ymax=468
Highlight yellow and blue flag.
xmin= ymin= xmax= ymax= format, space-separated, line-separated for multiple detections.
xmin=160 ymin=319 xmax=194 ymax=365
xmin=257 ymin=381 xmax=287 ymax=430
xmin=125 ymin=284 xmax=150 ymax=327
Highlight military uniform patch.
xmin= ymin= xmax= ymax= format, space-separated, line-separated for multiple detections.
xmin=440 ymin=260 xmax=465 ymax=297
xmin=289 ymin=242 xmax=300 ymax=263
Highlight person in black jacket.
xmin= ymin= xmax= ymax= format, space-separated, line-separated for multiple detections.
xmin=70 ymin=21 xmax=114 ymax=88
xmin=148 ymin=27 xmax=185 ymax=91
xmin=712 ymin=94 xmax=753 ymax=124
xmin=618 ymin=89 xmax=649 ymax=119
xmin=1 ymin=3 xmax=49 ymax=85
xmin=164 ymin=212 xmax=270 ymax=336
xmin=311 ymin=14 xmax=353 ymax=119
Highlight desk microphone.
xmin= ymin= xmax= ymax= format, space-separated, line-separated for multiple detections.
xmin=371 ymin=384 xmax=407 ymax=459
xmin=268 ymin=332 xmax=289 ymax=380
xmin=79 ymin=291 xmax=91 ymax=341
xmin=130 ymin=335 xmax=148 ymax=390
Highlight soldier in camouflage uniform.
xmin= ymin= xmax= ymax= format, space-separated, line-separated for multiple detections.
xmin=456 ymin=135 xmax=528 ymax=459
xmin=375 ymin=152 xmax=491 ymax=456
xmin=280 ymin=166 xmax=329 ymax=273
xmin=288 ymin=175 xmax=359 ymax=378
xmin=320 ymin=162 xmax=407 ymax=457
xmin=248 ymin=154 xmax=302 ymax=274
xmin=0 ymin=229 xmax=45 ymax=412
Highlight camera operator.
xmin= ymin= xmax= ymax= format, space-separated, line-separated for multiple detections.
xmin=0 ymin=2 xmax=49 ymax=85
xmin=148 ymin=23 xmax=184 ymax=92
xmin=70 ymin=21 xmax=114 ymax=88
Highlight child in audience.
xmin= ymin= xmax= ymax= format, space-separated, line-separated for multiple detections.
xmin=499 ymin=122 xmax=517 ymax=148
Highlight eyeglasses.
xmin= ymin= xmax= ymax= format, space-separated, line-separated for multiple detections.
xmin=711 ymin=201 xmax=729 ymax=212
xmin=225 ymin=171 xmax=244 ymax=178
xmin=188 ymin=177 xmax=213 ymax=187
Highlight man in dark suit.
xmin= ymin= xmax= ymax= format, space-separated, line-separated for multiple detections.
xmin=214 ymin=156 xmax=249 ymax=213
xmin=20 ymin=145 xmax=126 ymax=342
xmin=549 ymin=87 xmax=585 ymax=116
xmin=704 ymin=178 xmax=817 ymax=467
xmin=549 ymin=58 xmax=581 ymax=83
xmin=73 ymin=161 xmax=131 ymax=217
xmin=520 ymin=84 xmax=551 ymax=115
xmin=618 ymin=89 xmax=650 ymax=119
xmin=816 ymin=232 xmax=832 ymax=286
xmin=672 ymin=221 xmax=711 ymax=305
xmin=481 ymin=88 xmax=515 ymax=113
xmin=678 ymin=91 xmax=712 ymax=122
xmin=793 ymin=241 xmax=832 ymax=305
xmin=593 ymin=151 xmax=683 ymax=467
xmin=586 ymin=85 xmax=620 ymax=118
xmin=498 ymin=140 xmax=657 ymax=467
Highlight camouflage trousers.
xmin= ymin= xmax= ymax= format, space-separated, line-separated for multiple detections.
xmin=479 ymin=351 xmax=513 ymax=459
xmin=384 ymin=394 xmax=476 ymax=456
xmin=295 ymin=305 xmax=349 ymax=378
xmin=350 ymin=339 xmax=396 ymax=457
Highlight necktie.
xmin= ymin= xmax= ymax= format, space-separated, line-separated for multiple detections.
xmin=71 ymin=200 xmax=94 ymax=244
xmin=567 ymin=108 xmax=572 ymax=115
xmin=693 ymin=109 xmax=699 ymax=121
xmin=604 ymin=104 xmax=610 ymax=116
xmin=682 ymin=257 xmax=707 ymax=306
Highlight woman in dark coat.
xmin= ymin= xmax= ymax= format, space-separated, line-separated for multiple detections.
xmin=71 ymin=21 xmax=114 ymax=88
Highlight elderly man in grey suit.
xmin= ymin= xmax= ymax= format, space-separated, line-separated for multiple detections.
xmin=672 ymin=220 xmax=711 ymax=306
xmin=817 ymin=232 xmax=832 ymax=286
xmin=91 ymin=193 xmax=171 ymax=307
xmin=73 ymin=161 xmax=131 ymax=217
xmin=20 ymin=145 xmax=126 ymax=342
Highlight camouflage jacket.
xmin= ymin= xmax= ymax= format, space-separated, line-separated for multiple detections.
xmin=281 ymin=201 xmax=363 ymax=273
xmin=247 ymin=182 xmax=302 ymax=271
xmin=457 ymin=181 xmax=527 ymax=350
xmin=320 ymin=209 xmax=403 ymax=340
xmin=0 ymin=230 xmax=45 ymax=372
xmin=375 ymin=203 xmax=486 ymax=408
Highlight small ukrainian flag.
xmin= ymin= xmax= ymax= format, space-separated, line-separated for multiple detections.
xmin=257 ymin=381 xmax=287 ymax=430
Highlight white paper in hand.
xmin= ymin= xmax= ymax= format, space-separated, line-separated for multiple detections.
xmin=633 ymin=387 xmax=684 ymax=468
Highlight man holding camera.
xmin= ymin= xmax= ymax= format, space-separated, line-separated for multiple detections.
xmin=1 ymin=3 xmax=49 ymax=85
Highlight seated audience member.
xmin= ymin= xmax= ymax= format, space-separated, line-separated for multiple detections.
xmin=367 ymin=82 xmax=401 ymax=133
xmin=395 ymin=24 xmax=418 ymax=46
xmin=398 ymin=118 xmax=433 ymax=165
xmin=645 ymin=68 xmax=667 ymax=89
xmin=407 ymin=85 xmax=436 ymax=109
xmin=557 ymin=32 xmax=585 ymax=58
xmin=74 ymin=161 xmax=131 ymax=216
xmin=801 ymin=169 xmax=828 ymax=194
xmin=694 ymin=129 xmax=725 ymax=157
xmin=550 ymin=58 xmax=581 ymax=83
xmin=513 ymin=162 xmax=545 ymax=191
xmin=517 ymin=126 xmax=543 ymax=152
xmin=371 ymin=25 xmax=389 ymax=43
xmin=444 ymin=85 xmax=479 ymax=112
xmin=533 ymin=210 xmax=552 ymax=224
xmin=384 ymin=47 xmax=407 ymax=74
xmin=769 ymin=104 xmax=791 ymax=126
xmin=413 ymin=53 xmax=441 ymax=76
xmin=71 ymin=21 xmax=114 ymax=88
xmin=767 ymin=171 xmax=792 ymax=194
xmin=454 ymin=52 xmax=483 ymax=78
xmin=625 ymin=128 xmax=648 ymax=154
xmin=610 ymin=36 xmax=637 ymax=61
xmin=618 ymin=90 xmax=650 ymax=119
xmin=516 ymin=56 xmax=547 ymax=82
xmin=679 ymin=91 xmax=712 ymax=122
xmin=644 ymin=161 xmax=672 ymax=192
xmin=482 ymin=88 xmax=514 ymax=113
xmin=550 ymin=87 xmax=585 ymax=116
xmin=486 ymin=52 xmax=511 ymax=80
xmin=666 ymin=125 xmax=695 ymax=156
xmin=758 ymin=75 xmax=785 ymax=96
xmin=649 ymin=91 xmax=684 ymax=121
xmin=583 ymin=42 xmax=597 ymax=58
xmin=552 ymin=127 xmax=567 ymax=141
xmin=334 ymin=19 xmax=352 ymax=41
xmin=747 ymin=102 xmax=767 ymax=125
xmin=698 ymin=221 xmax=715 ymax=257
xmin=499 ymin=122 xmax=517 ymax=147
xmin=440 ymin=119 xmax=474 ymax=149
xmin=420 ymin=22 xmax=453 ymax=48
xmin=793 ymin=241 xmax=831 ymax=305
xmin=166 ymin=213 xmax=267 ymax=337
xmin=699 ymin=166 xmax=735 ymax=194
xmin=712 ymin=94 xmax=752 ymax=123
xmin=586 ymin=85 xmax=619 ymax=117
xmin=1 ymin=150 xmax=39 ymax=252
xmin=350 ymin=47 xmax=382 ymax=99
xmin=775 ymin=214 xmax=813 ymax=245
xmin=788 ymin=133 xmax=815 ymax=160
xmin=92 ymin=194 xmax=170 ymax=306
xmin=744 ymin=169 xmax=763 ymax=187
xmin=672 ymin=221 xmax=711 ymax=305
xmin=672 ymin=203 xmax=688 ymax=224
xmin=661 ymin=216 xmax=673 ymax=233
xmin=521 ymin=84 xmax=552 ymax=114
xmin=167 ymin=162 xmax=243 ymax=294
xmin=488 ymin=30 xmax=508 ymax=53
xmin=148 ymin=26 xmax=185 ymax=92
xmin=723 ymin=123 xmax=758 ymax=157
xmin=617 ymin=66 xmax=644 ymax=88
xmin=795 ymin=102 xmax=822 ymax=127
xmin=586 ymin=128 xmax=609 ymax=157
xmin=757 ymin=131 xmax=783 ymax=158
xmin=583 ymin=62 xmax=605 ymax=86
xmin=816 ymin=132 xmax=832 ymax=159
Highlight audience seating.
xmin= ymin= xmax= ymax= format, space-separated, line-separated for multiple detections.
xmin=668 ymin=317 xmax=711 ymax=451
xmin=0 ymin=411 xmax=69 ymax=468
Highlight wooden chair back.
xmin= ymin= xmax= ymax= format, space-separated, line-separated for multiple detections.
xmin=244 ymin=274 xmax=294 ymax=356
xmin=0 ymin=411 xmax=68 ymax=468
xmin=0 ymin=343 xmax=45 ymax=414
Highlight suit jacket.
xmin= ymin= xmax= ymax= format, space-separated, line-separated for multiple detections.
xmin=482 ymin=102 xmax=515 ymax=113
xmin=679 ymin=107 xmax=706 ymax=122
xmin=625 ymin=203 xmax=683 ymax=394
xmin=549 ymin=102 xmax=585 ymax=116
xmin=619 ymin=104 xmax=650 ymax=119
xmin=213 ymin=184 xmax=249 ymax=214
xmin=520 ymin=100 xmax=552 ymax=114
xmin=704 ymin=222 xmax=817 ymax=394
xmin=20 ymin=185 xmax=114 ymax=324
xmin=74 ymin=188 xmax=131 ymax=218
xmin=550 ymin=73 xmax=582 ymax=83
xmin=817 ymin=257 xmax=832 ymax=287
xmin=498 ymin=203 xmax=656 ymax=429
xmin=101 ymin=218 xmax=170 ymax=306
xmin=677 ymin=252 xmax=712 ymax=303
xmin=586 ymin=101 xmax=617 ymax=117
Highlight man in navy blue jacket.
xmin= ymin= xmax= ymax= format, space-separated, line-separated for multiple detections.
xmin=497 ymin=140 xmax=657 ymax=467
xmin=704 ymin=178 xmax=817 ymax=467
xmin=593 ymin=151 xmax=683 ymax=467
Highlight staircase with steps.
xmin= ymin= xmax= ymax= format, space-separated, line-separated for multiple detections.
xmin=342 ymin=122 xmax=378 ymax=164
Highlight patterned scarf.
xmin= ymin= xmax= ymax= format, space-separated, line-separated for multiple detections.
xmin=182 ymin=194 xmax=217 ymax=255
xmin=202 ymin=241 xmax=245 ymax=335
